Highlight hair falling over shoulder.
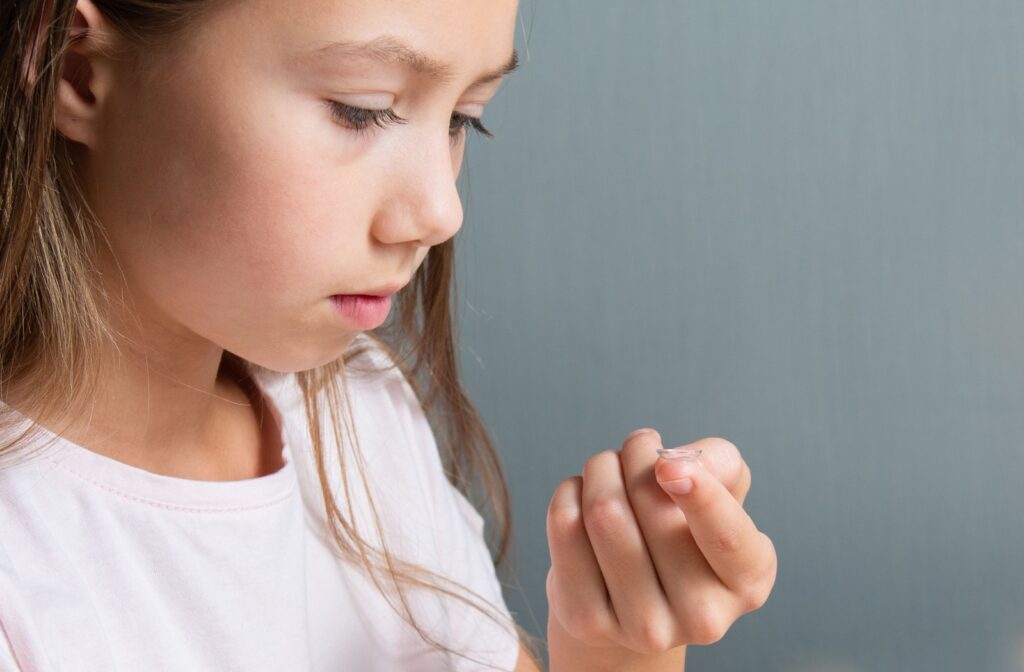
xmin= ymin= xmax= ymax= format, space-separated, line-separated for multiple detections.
xmin=0 ymin=1 xmax=542 ymax=668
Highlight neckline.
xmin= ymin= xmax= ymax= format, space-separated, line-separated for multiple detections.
xmin=0 ymin=370 xmax=298 ymax=513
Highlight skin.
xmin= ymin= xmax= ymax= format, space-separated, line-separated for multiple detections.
xmin=28 ymin=0 xmax=778 ymax=669
xmin=23 ymin=0 xmax=513 ymax=479
xmin=546 ymin=433 xmax=778 ymax=671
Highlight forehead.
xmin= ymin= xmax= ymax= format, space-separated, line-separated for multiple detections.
xmin=251 ymin=0 xmax=519 ymax=81
xmin=296 ymin=35 xmax=519 ymax=88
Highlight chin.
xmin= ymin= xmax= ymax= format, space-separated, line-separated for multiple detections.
xmin=228 ymin=335 xmax=360 ymax=376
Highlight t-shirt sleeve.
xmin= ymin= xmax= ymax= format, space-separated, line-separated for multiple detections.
xmin=374 ymin=349 xmax=522 ymax=672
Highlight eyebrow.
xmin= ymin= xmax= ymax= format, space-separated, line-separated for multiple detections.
xmin=303 ymin=36 xmax=520 ymax=88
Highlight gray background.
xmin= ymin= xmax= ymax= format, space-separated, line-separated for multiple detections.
xmin=453 ymin=2 xmax=1024 ymax=670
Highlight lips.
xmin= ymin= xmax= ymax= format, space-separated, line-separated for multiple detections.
xmin=339 ymin=281 xmax=408 ymax=298
xmin=330 ymin=294 xmax=393 ymax=329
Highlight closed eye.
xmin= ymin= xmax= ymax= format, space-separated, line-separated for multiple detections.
xmin=325 ymin=101 xmax=493 ymax=146
xmin=449 ymin=111 xmax=494 ymax=142
xmin=325 ymin=100 xmax=406 ymax=132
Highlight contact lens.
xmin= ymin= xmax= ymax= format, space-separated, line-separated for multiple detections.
xmin=655 ymin=447 xmax=703 ymax=461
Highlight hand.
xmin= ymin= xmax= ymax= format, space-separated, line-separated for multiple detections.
xmin=545 ymin=430 xmax=777 ymax=658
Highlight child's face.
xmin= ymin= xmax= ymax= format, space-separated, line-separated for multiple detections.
xmin=80 ymin=0 xmax=518 ymax=372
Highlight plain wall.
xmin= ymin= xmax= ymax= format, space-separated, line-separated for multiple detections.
xmin=454 ymin=2 xmax=1024 ymax=670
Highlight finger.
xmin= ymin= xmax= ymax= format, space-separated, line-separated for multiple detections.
xmin=667 ymin=437 xmax=751 ymax=505
xmin=581 ymin=449 xmax=677 ymax=651
xmin=654 ymin=455 xmax=776 ymax=606
xmin=545 ymin=475 xmax=617 ymax=645
xmin=619 ymin=431 xmax=729 ymax=609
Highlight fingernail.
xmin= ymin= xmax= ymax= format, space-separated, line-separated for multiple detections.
xmin=626 ymin=428 xmax=659 ymax=441
xmin=656 ymin=458 xmax=700 ymax=496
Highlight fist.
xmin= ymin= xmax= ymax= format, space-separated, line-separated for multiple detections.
xmin=545 ymin=430 xmax=777 ymax=654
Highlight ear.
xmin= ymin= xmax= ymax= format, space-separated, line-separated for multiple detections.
xmin=52 ymin=0 xmax=121 ymax=148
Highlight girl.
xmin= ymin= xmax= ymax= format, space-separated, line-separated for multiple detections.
xmin=0 ymin=0 xmax=778 ymax=670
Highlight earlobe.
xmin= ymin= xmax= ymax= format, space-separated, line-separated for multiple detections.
xmin=52 ymin=0 xmax=120 ymax=147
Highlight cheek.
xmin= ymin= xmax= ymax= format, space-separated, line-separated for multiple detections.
xmin=94 ymin=74 xmax=374 ymax=353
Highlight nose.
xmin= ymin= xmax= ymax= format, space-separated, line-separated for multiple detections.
xmin=370 ymin=133 xmax=464 ymax=248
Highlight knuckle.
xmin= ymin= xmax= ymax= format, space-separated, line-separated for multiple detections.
xmin=547 ymin=477 xmax=581 ymax=518
xmin=691 ymin=615 xmax=729 ymax=646
xmin=735 ymin=575 xmax=772 ymax=612
xmin=583 ymin=449 xmax=619 ymax=477
xmin=623 ymin=428 xmax=661 ymax=448
xmin=544 ymin=569 xmax=556 ymax=601
xmin=712 ymin=526 xmax=744 ymax=556
xmin=626 ymin=617 xmax=674 ymax=655
xmin=583 ymin=496 xmax=631 ymax=538
xmin=738 ymin=461 xmax=753 ymax=495
xmin=763 ymin=531 xmax=778 ymax=563
xmin=726 ymin=536 xmax=778 ymax=612
xmin=544 ymin=506 xmax=585 ymax=544
xmin=561 ymin=608 xmax=611 ymax=645
xmin=551 ymin=475 xmax=583 ymax=502
xmin=733 ymin=569 xmax=770 ymax=610
xmin=546 ymin=489 xmax=584 ymax=541
xmin=547 ymin=505 xmax=583 ymax=540
xmin=682 ymin=597 xmax=730 ymax=646
xmin=735 ymin=538 xmax=778 ymax=611
xmin=703 ymin=437 xmax=743 ymax=470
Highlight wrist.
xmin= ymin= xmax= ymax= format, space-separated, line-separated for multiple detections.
xmin=547 ymin=611 xmax=686 ymax=672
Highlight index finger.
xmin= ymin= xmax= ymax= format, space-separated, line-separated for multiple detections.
xmin=654 ymin=455 xmax=775 ymax=603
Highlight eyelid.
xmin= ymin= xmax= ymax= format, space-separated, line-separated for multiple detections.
xmin=324 ymin=100 xmax=494 ymax=143
xmin=450 ymin=112 xmax=494 ymax=142
xmin=333 ymin=93 xmax=395 ymax=108
xmin=457 ymin=103 xmax=486 ymax=117
xmin=325 ymin=100 xmax=407 ymax=133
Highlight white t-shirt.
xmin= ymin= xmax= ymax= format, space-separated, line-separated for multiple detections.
xmin=0 ymin=336 xmax=521 ymax=671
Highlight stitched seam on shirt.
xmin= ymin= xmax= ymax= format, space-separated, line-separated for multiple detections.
xmin=45 ymin=457 xmax=295 ymax=513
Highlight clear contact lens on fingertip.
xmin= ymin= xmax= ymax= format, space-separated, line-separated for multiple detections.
xmin=656 ymin=447 xmax=703 ymax=461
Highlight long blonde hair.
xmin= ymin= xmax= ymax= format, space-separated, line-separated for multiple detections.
xmin=0 ymin=0 xmax=542 ymax=668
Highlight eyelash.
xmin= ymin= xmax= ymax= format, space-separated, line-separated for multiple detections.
xmin=325 ymin=101 xmax=494 ymax=145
